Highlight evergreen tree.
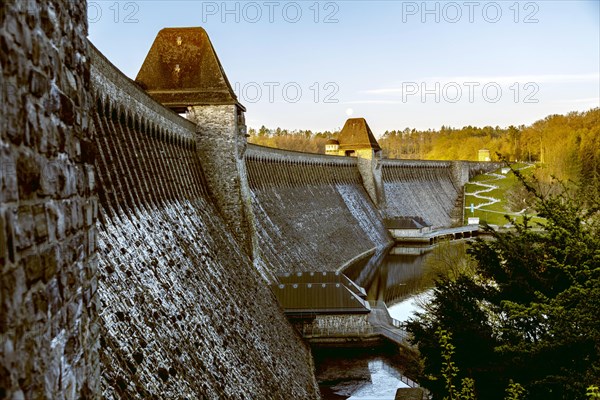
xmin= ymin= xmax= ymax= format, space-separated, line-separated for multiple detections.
xmin=407 ymin=172 xmax=600 ymax=399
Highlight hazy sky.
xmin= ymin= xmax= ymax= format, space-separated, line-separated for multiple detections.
xmin=89 ymin=0 xmax=599 ymax=136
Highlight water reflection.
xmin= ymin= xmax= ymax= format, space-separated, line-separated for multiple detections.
xmin=314 ymin=346 xmax=410 ymax=400
xmin=387 ymin=289 xmax=433 ymax=322
xmin=344 ymin=245 xmax=437 ymax=308
xmin=315 ymin=242 xmax=469 ymax=399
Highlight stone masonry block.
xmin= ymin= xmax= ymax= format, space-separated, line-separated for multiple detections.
xmin=16 ymin=150 xmax=41 ymax=199
xmin=45 ymin=201 xmax=65 ymax=242
xmin=0 ymin=210 xmax=6 ymax=266
xmin=32 ymin=204 xmax=47 ymax=243
xmin=41 ymin=245 xmax=58 ymax=283
xmin=15 ymin=206 xmax=34 ymax=250
xmin=24 ymin=252 xmax=43 ymax=285
xmin=0 ymin=150 xmax=18 ymax=203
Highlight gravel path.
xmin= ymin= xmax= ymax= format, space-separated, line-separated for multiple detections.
xmin=465 ymin=164 xmax=534 ymax=215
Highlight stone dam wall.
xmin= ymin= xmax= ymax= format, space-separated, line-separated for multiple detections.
xmin=245 ymin=145 xmax=392 ymax=276
xmin=90 ymin=46 xmax=319 ymax=399
xmin=381 ymin=160 xmax=463 ymax=228
xmin=1 ymin=1 xmax=99 ymax=397
xmin=1 ymin=1 xmax=502 ymax=398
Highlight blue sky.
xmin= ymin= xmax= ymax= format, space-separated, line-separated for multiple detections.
xmin=89 ymin=1 xmax=599 ymax=136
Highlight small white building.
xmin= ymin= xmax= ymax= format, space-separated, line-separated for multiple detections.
xmin=325 ymin=139 xmax=340 ymax=155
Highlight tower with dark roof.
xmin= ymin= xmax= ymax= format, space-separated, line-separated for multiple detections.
xmin=336 ymin=118 xmax=381 ymax=157
xmin=136 ymin=27 xmax=245 ymax=113
xmin=335 ymin=118 xmax=386 ymax=207
xmin=136 ymin=27 xmax=254 ymax=255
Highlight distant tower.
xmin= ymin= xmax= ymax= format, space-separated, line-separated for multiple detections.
xmin=478 ymin=149 xmax=491 ymax=162
xmin=337 ymin=118 xmax=381 ymax=158
xmin=325 ymin=139 xmax=339 ymax=155
xmin=336 ymin=118 xmax=385 ymax=207
xmin=135 ymin=27 xmax=254 ymax=254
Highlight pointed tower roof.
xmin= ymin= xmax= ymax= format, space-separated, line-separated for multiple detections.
xmin=337 ymin=118 xmax=381 ymax=151
xmin=135 ymin=27 xmax=245 ymax=112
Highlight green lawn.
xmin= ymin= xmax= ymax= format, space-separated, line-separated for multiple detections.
xmin=463 ymin=164 xmax=545 ymax=227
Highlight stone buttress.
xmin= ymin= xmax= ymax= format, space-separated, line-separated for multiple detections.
xmin=336 ymin=118 xmax=387 ymax=208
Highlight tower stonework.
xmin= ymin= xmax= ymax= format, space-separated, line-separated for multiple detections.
xmin=337 ymin=118 xmax=386 ymax=207
xmin=450 ymin=161 xmax=470 ymax=225
xmin=451 ymin=161 xmax=470 ymax=188
xmin=135 ymin=27 xmax=254 ymax=254
xmin=188 ymin=104 xmax=255 ymax=256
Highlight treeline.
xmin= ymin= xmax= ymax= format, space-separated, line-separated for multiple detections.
xmin=248 ymin=108 xmax=599 ymax=195
xmin=247 ymin=125 xmax=339 ymax=154
xmin=379 ymin=108 xmax=599 ymax=185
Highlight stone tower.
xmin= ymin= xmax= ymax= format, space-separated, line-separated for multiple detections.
xmin=135 ymin=27 xmax=254 ymax=255
xmin=337 ymin=118 xmax=386 ymax=207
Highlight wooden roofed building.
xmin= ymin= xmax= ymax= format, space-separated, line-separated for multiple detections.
xmin=271 ymin=271 xmax=374 ymax=342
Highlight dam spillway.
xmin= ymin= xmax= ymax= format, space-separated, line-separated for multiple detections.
xmin=245 ymin=144 xmax=391 ymax=276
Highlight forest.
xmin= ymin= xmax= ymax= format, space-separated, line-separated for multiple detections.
xmin=248 ymin=108 xmax=599 ymax=197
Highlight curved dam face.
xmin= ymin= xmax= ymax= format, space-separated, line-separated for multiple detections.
xmin=245 ymin=146 xmax=392 ymax=275
xmin=381 ymin=160 xmax=462 ymax=228
xmin=90 ymin=48 xmax=319 ymax=399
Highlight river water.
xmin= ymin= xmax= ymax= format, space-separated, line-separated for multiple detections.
xmin=314 ymin=244 xmax=444 ymax=400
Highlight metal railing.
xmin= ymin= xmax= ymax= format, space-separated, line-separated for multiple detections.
xmin=302 ymin=323 xmax=374 ymax=337
xmin=368 ymin=301 xmax=411 ymax=343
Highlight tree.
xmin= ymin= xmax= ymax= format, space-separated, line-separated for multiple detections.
xmin=258 ymin=125 xmax=269 ymax=137
xmin=407 ymin=171 xmax=600 ymax=399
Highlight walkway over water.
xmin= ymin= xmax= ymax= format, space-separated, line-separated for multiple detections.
xmin=271 ymin=271 xmax=413 ymax=346
xmin=367 ymin=301 xmax=411 ymax=345
xmin=392 ymin=225 xmax=479 ymax=244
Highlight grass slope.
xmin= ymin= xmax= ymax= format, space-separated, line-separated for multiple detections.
xmin=463 ymin=163 xmax=545 ymax=227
